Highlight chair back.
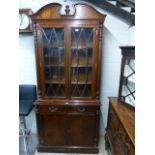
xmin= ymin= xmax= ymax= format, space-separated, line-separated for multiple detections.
xmin=19 ymin=85 xmax=37 ymax=101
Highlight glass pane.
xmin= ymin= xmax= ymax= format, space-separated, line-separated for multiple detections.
xmin=44 ymin=47 xmax=65 ymax=65
xmin=125 ymin=95 xmax=135 ymax=106
xmin=42 ymin=28 xmax=64 ymax=47
xmin=45 ymin=84 xmax=65 ymax=97
xmin=44 ymin=66 xmax=65 ymax=83
xmin=72 ymin=67 xmax=92 ymax=83
xmin=121 ymin=59 xmax=135 ymax=105
xmin=71 ymin=84 xmax=91 ymax=97
xmin=42 ymin=28 xmax=65 ymax=97
xmin=71 ymin=28 xmax=93 ymax=97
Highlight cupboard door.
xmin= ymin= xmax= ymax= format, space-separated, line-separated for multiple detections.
xmin=41 ymin=27 xmax=66 ymax=98
xmin=67 ymin=113 xmax=98 ymax=146
xmin=37 ymin=113 xmax=66 ymax=146
xmin=70 ymin=27 xmax=96 ymax=98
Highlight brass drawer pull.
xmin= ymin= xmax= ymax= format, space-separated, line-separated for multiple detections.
xmin=49 ymin=106 xmax=58 ymax=112
xmin=77 ymin=107 xmax=86 ymax=112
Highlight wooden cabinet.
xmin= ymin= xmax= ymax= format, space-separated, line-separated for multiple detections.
xmin=36 ymin=101 xmax=100 ymax=153
xmin=105 ymin=47 xmax=135 ymax=155
xmin=118 ymin=46 xmax=135 ymax=107
xmin=31 ymin=2 xmax=106 ymax=153
xmin=105 ymin=97 xmax=135 ymax=155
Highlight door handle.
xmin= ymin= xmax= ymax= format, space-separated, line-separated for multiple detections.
xmin=49 ymin=106 xmax=58 ymax=112
xmin=77 ymin=107 xmax=86 ymax=112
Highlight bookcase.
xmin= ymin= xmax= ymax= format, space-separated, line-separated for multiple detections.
xmin=31 ymin=2 xmax=106 ymax=153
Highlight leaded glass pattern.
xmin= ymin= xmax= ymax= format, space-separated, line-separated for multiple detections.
xmin=71 ymin=28 xmax=93 ymax=97
xmin=42 ymin=28 xmax=65 ymax=97
xmin=121 ymin=59 xmax=135 ymax=106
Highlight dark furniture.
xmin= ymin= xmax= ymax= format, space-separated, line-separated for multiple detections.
xmin=105 ymin=97 xmax=135 ymax=155
xmin=30 ymin=2 xmax=106 ymax=153
xmin=118 ymin=46 xmax=135 ymax=107
xmin=105 ymin=46 xmax=135 ymax=155
xmin=19 ymin=84 xmax=37 ymax=154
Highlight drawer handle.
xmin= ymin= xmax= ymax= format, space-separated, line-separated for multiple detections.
xmin=49 ymin=106 xmax=58 ymax=112
xmin=77 ymin=107 xmax=86 ymax=112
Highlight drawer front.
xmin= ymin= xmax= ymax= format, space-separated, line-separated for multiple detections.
xmin=67 ymin=106 xmax=99 ymax=114
xmin=37 ymin=105 xmax=66 ymax=114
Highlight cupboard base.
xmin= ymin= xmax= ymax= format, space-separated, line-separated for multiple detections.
xmin=37 ymin=145 xmax=99 ymax=154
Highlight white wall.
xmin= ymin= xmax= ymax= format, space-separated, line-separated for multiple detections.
xmin=19 ymin=0 xmax=135 ymax=135
xmin=19 ymin=34 xmax=36 ymax=84
xmin=100 ymin=13 xmax=135 ymax=134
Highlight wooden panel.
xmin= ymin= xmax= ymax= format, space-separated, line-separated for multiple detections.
xmin=109 ymin=97 xmax=135 ymax=145
xmin=37 ymin=113 xmax=67 ymax=146
xmin=30 ymin=3 xmax=106 ymax=20
xmin=74 ymin=3 xmax=105 ymax=20
xmin=105 ymin=97 xmax=135 ymax=155
xmin=67 ymin=114 xmax=97 ymax=146
xmin=67 ymin=106 xmax=98 ymax=114
xmin=37 ymin=105 xmax=66 ymax=114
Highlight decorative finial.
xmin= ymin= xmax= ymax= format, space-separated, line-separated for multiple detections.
xmin=65 ymin=5 xmax=70 ymax=15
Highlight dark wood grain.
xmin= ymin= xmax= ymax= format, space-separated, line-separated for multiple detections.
xmin=31 ymin=2 xmax=106 ymax=153
xmin=105 ymin=97 xmax=135 ymax=155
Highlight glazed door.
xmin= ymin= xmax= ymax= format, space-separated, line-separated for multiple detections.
xmin=40 ymin=26 xmax=67 ymax=98
xmin=37 ymin=24 xmax=98 ymax=99
xmin=69 ymin=26 xmax=97 ymax=99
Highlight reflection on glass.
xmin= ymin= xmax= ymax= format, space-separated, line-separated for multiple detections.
xmin=71 ymin=28 xmax=93 ymax=97
xmin=44 ymin=66 xmax=65 ymax=83
xmin=71 ymin=84 xmax=91 ymax=97
xmin=42 ymin=28 xmax=65 ymax=97
xmin=121 ymin=59 xmax=135 ymax=106
xmin=45 ymin=84 xmax=65 ymax=97
xmin=44 ymin=48 xmax=65 ymax=65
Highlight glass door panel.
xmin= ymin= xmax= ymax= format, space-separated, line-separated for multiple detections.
xmin=42 ymin=28 xmax=66 ymax=97
xmin=71 ymin=27 xmax=94 ymax=97
xmin=121 ymin=59 xmax=135 ymax=106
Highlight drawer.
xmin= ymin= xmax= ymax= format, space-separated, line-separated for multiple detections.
xmin=67 ymin=106 xmax=99 ymax=114
xmin=37 ymin=105 xmax=66 ymax=113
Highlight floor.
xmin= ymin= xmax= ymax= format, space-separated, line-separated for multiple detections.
xmin=19 ymin=108 xmax=108 ymax=155
xmin=19 ymin=134 xmax=38 ymax=155
xmin=20 ymin=134 xmax=108 ymax=155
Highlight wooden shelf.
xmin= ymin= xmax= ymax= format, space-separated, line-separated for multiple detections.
xmin=71 ymin=81 xmax=92 ymax=84
xmin=71 ymin=46 xmax=93 ymax=49
xmin=45 ymin=80 xmax=65 ymax=84
xmin=44 ymin=64 xmax=65 ymax=67
xmin=71 ymin=64 xmax=92 ymax=67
